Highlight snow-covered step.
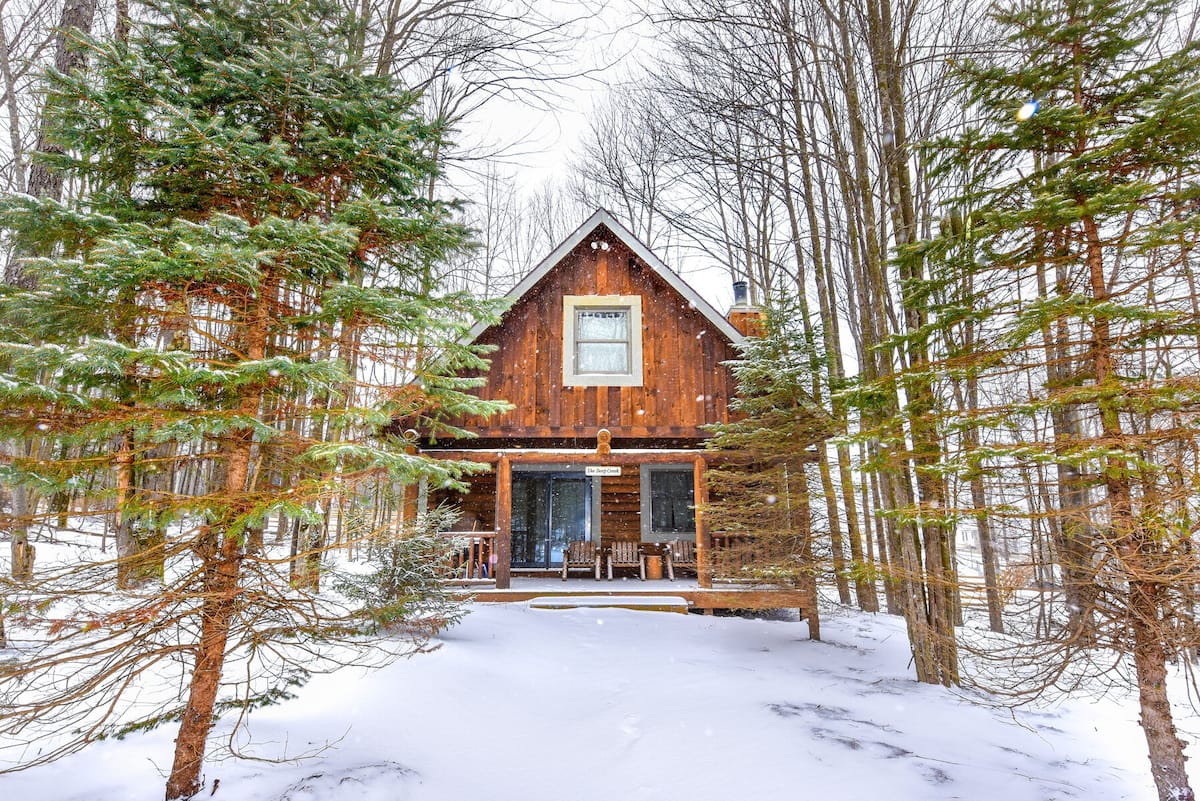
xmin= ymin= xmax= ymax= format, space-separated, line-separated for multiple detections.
xmin=527 ymin=595 xmax=690 ymax=613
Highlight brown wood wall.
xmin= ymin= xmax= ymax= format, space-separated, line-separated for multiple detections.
xmin=599 ymin=469 xmax=640 ymax=543
xmin=437 ymin=473 xmax=496 ymax=531
xmin=454 ymin=224 xmax=739 ymax=442
xmin=438 ymin=469 xmax=646 ymax=545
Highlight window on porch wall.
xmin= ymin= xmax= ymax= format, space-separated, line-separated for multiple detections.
xmin=640 ymin=466 xmax=696 ymax=542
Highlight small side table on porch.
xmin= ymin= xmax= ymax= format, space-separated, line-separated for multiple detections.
xmin=644 ymin=555 xmax=664 ymax=581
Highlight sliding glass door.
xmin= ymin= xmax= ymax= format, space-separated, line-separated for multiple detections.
xmin=511 ymin=473 xmax=590 ymax=568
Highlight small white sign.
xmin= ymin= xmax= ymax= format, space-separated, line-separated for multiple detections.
xmin=585 ymin=466 xmax=622 ymax=477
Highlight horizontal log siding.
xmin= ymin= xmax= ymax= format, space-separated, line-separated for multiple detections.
xmin=439 ymin=469 xmax=646 ymax=547
xmin=599 ymin=468 xmax=640 ymax=544
xmin=434 ymin=472 xmax=496 ymax=531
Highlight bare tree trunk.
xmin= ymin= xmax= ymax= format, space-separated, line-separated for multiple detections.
xmin=4 ymin=0 xmax=97 ymax=581
xmin=0 ymin=5 xmax=26 ymax=193
xmin=115 ymin=0 xmax=129 ymax=43
xmin=9 ymin=448 xmax=34 ymax=579
xmin=291 ymin=516 xmax=324 ymax=590
xmin=840 ymin=444 xmax=876 ymax=610
xmin=767 ymin=34 xmax=852 ymax=602
xmin=845 ymin=60 xmax=946 ymax=675
xmin=802 ymin=65 xmax=876 ymax=610
xmin=866 ymin=443 xmax=899 ymax=614
xmin=864 ymin=0 xmax=958 ymax=684
xmin=24 ymin=0 xmax=96 ymax=211
xmin=970 ymin=471 xmax=1003 ymax=632
xmin=959 ymin=306 xmax=1004 ymax=632
xmin=816 ymin=450 xmax=851 ymax=602
xmin=789 ymin=461 xmax=820 ymax=641
xmin=1130 ymin=576 xmax=1194 ymax=801
xmin=113 ymin=433 xmax=152 ymax=589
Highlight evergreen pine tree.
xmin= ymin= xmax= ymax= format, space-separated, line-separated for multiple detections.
xmin=0 ymin=0 xmax=506 ymax=796
xmin=705 ymin=299 xmax=834 ymax=640
xmin=913 ymin=1 xmax=1200 ymax=797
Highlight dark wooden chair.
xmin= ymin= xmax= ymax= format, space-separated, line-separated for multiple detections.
xmin=606 ymin=541 xmax=646 ymax=580
xmin=562 ymin=540 xmax=601 ymax=580
xmin=663 ymin=539 xmax=697 ymax=581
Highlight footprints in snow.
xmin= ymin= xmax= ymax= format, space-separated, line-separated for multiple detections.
xmin=768 ymin=701 xmax=953 ymax=788
xmin=768 ymin=701 xmax=901 ymax=733
xmin=278 ymin=761 xmax=417 ymax=801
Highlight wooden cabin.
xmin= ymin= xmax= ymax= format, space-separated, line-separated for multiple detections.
xmin=424 ymin=209 xmax=764 ymax=592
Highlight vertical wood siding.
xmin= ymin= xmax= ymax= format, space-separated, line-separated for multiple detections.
xmin=458 ymin=224 xmax=739 ymax=441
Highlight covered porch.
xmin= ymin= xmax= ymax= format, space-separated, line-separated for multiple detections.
xmin=427 ymin=447 xmax=715 ymax=590
xmin=428 ymin=447 xmax=813 ymax=616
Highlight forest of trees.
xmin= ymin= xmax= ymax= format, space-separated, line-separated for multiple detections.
xmin=569 ymin=2 xmax=1200 ymax=799
xmin=0 ymin=1 xmax=1197 ymax=800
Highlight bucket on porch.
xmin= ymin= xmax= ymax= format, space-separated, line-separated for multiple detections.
xmin=645 ymin=555 xmax=664 ymax=581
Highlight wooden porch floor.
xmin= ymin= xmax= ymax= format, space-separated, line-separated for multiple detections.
xmin=449 ymin=577 xmax=811 ymax=614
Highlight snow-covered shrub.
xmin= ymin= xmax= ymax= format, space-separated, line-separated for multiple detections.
xmin=334 ymin=508 xmax=465 ymax=634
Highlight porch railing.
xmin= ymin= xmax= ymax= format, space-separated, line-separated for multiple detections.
xmin=710 ymin=534 xmax=782 ymax=582
xmin=439 ymin=531 xmax=497 ymax=580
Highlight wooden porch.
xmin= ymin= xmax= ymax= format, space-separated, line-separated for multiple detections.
xmin=428 ymin=445 xmax=814 ymax=615
xmin=461 ymin=581 xmax=811 ymax=615
xmin=428 ymin=448 xmax=719 ymax=590
xmin=442 ymin=567 xmax=812 ymax=615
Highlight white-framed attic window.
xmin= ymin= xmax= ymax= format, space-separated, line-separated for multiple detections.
xmin=562 ymin=295 xmax=643 ymax=387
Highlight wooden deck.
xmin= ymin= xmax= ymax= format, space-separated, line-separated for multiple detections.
xmin=527 ymin=595 xmax=691 ymax=613
xmin=451 ymin=580 xmax=811 ymax=614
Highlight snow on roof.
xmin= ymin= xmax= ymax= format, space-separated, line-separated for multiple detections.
xmin=463 ymin=208 xmax=746 ymax=345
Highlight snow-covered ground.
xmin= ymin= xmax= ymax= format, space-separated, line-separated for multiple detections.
xmin=3 ymin=597 xmax=1189 ymax=800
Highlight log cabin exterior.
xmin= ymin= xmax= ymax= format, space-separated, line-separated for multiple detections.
xmin=424 ymin=209 xmax=764 ymax=593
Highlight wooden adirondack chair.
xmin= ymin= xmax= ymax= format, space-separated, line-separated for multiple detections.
xmin=606 ymin=541 xmax=646 ymax=580
xmin=562 ymin=540 xmax=601 ymax=580
xmin=663 ymin=539 xmax=697 ymax=581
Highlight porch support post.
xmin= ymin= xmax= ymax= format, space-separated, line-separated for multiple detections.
xmin=400 ymin=439 xmax=419 ymax=530
xmin=694 ymin=455 xmax=712 ymax=589
xmin=495 ymin=454 xmax=512 ymax=589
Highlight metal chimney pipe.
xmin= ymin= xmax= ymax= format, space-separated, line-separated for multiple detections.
xmin=732 ymin=280 xmax=749 ymax=307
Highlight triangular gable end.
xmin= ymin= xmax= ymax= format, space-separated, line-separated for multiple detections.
xmin=463 ymin=208 xmax=745 ymax=346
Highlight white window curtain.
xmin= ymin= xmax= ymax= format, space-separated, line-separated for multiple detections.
xmin=576 ymin=310 xmax=629 ymax=373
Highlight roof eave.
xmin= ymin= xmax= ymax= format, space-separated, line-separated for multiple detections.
xmin=461 ymin=208 xmax=746 ymax=347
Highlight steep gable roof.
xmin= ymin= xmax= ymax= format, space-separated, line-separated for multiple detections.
xmin=464 ymin=208 xmax=745 ymax=345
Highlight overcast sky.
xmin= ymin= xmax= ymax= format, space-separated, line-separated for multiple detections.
xmin=462 ymin=4 xmax=647 ymax=181
xmin=448 ymin=3 xmax=736 ymax=309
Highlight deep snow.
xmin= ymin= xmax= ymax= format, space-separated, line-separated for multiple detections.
xmin=2 ymin=598 xmax=1190 ymax=801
